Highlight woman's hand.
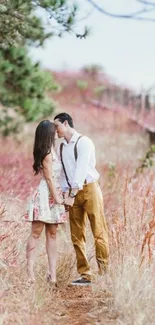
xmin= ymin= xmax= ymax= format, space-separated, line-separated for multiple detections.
xmin=54 ymin=196 xmax=64 ymax=205
xmin=64 ymin=196 xmax=75 ymax=207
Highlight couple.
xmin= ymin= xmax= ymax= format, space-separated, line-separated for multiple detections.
xmin=25 ymin=112 xmax=109 ymax=286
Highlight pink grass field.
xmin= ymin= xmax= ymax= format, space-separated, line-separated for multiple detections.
xmin=0 ymin=88 xmax=155 ymax=324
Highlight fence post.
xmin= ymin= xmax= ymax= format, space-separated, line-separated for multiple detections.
xmin=139 ymin=87 xmax=145 ymax=123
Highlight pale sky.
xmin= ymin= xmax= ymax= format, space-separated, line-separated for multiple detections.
xmin=30 ymin=0 xmax=155 ymax=91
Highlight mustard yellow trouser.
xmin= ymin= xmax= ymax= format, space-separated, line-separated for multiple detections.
xmin=69 ymin=182 xmax=109 ymax=281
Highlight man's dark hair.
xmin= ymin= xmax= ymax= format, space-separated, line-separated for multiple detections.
xmin=54 ymin=112 xmax=74 ymax=128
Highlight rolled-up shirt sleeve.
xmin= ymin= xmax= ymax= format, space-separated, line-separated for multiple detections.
xmin=71 ymin=137 xmax=94 ymax=189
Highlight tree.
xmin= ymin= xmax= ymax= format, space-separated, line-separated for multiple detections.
xmin=0 ymin=0 xmax=89 ymax=48
xmin=86 ymin=0 xmax=155 ymax=22
xmin=0 ymin=47 xmax=59 ymax=135
xmin=0 ymin=0 xmax=88 ymax=135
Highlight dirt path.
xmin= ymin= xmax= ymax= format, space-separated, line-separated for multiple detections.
xmin=57 ymin=286 xmax=95 ymax=325
xmin=28 ymin=284 xmax=116 ymax=325
xmin=57 ymin=286 xmax=114 ymax=325
xmin=42 ymin=285 xmax=116 ymax=325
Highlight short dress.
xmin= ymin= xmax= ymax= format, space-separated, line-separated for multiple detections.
xmin=24 ymin=150 xmax=67 ymax=224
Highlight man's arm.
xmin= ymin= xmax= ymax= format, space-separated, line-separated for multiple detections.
xmin=56 ymin=143 xmax=69 ymax=192
xmin=71 ymin=137 xmax=94 ymax=191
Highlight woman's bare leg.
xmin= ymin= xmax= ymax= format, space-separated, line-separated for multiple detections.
xmin=45 ymin=224 xmax=58 ymax=283
xmin=26 ymin=221 xmax=44 ymax=281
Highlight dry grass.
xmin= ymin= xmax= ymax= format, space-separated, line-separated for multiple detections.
xmin=0 ymin=103 xmax=155 ymax=325
xmin=107 ymin=172 xmax=155 ymax=325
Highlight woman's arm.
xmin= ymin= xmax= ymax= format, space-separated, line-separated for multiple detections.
xmin=42 ymin=153 xmax=63 ymax=204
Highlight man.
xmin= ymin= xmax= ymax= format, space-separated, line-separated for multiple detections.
xmin=54 ymin=112 xmax=109 ymax=286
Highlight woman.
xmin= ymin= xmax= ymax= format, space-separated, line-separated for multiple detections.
xmin=24 ymin=120 xmax=68 ymax=284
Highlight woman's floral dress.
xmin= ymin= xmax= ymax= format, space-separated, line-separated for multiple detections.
xmin=24 ymin=149 xmax=67 ymax=224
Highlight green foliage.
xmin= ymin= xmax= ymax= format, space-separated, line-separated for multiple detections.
xmin=76 ymin=80 xmax=88 ymax=90
xmin=0 ymin=0 xmax=88 ymax=48
xmin=0 ymin=0 xmax=88 ymax=135
xmin=137 ymin=145 xmax=155 ymax=173
xmin=0 ymin=107 xmax=24 ymax=136
xmin=106 ymin=161 xmax=117 ymax=189
xmin=0 ymin=47 xmax=57 ymax=123
xmin=82 ymin=64 xmax=104 ymax=78
xmin=151 ymin=145 xmax=155 ymax=153
xmin=108 ymin=162 xmax=116 ymax=178
xmin=94 ymin=85 xmax=105 ymax=96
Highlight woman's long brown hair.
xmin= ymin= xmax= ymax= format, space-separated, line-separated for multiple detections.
xmin=33 ymin=120 xmax=56 ymax=175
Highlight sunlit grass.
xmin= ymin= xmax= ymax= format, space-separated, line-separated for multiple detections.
xmin=0 ymin=103 xmax=155 ymax=324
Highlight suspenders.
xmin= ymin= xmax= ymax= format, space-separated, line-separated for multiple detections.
xmin=60 ymin=135 xmax=84 ymax=189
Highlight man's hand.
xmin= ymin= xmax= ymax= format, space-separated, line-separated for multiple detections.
xmin=62 ymin=192 xmax=72 ymax=211
xmin=62 ymin=191 xmax=69 ymax=199
xmin=64 ymin=204 xmax=70 ymax=212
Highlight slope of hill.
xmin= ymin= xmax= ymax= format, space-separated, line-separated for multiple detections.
xmin=0 ymin=71 xmax=155 ymax=325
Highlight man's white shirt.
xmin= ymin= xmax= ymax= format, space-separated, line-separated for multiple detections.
xmin=57 ymin=131 xmax=99 ymax=191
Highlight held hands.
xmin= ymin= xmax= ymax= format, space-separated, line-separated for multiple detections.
xmin=54 ymin=192 xmax=75 ymax=207
xmin=64 ymin=196 xmax=75 ymax=207
xmin=54 ymin=196 xmax=64 ymax=205
xmin=63 ymin=192 xmax=75 ymax=207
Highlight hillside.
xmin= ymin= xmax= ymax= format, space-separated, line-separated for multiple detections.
xmin=0 ymin=71 xmax=155 ymax=325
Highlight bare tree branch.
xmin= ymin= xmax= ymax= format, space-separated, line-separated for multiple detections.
xmin=86 ymin=0 xmax=155 ymax=22
xmin=77 ymin=8 xmax=94 ymax=22
xmin=137 ymin=0 xmax=155 ymax=6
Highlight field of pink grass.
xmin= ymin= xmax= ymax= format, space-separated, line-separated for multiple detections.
xmin=0 ymin=103 xmax=155 ymax=325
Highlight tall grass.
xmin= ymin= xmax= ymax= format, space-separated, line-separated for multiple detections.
xmin=0 ymin=107 xmax=155 ymax=324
